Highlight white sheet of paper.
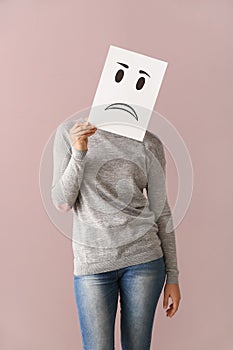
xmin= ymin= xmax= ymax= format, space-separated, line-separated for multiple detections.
xmin=88 ymin=45 xmax=168 ymax=141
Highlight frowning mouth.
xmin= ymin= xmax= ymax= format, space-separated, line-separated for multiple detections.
xmin=104 ymin=102 xmax=138 ymax=121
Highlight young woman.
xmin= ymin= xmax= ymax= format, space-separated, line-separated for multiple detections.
xmin=51 ymin=117 xmax=181 ymax=350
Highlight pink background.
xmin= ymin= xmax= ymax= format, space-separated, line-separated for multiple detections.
xmin=1 ymin=1 xmax=232 ymax=349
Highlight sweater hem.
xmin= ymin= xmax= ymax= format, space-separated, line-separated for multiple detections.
xmin=73 ymin=249 xmax=164 ymax=276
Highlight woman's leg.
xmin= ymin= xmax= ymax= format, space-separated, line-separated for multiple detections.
xmin=73 ymin=270 xmax=119 ymax=350
xmin=118 ymin=256 xmax=166 ymax=350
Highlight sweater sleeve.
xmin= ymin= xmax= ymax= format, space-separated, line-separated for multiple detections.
xmin=51 ymin=123 xmax=88 ymax=212
xmin=145 ymin=138 xmax=179 ymax=285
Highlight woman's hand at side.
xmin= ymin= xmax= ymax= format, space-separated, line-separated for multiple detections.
xmin=69 ymin=121 xmax=97 ymax=151
xmin=163 ymin=283 xmax=181 ymax=318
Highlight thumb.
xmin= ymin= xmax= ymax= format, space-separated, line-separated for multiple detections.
xmin=163 ymin=294 xmax=169 ymax=309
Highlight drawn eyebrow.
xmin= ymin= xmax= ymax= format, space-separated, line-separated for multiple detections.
xmin=116 ymin=62 xmax=150 ymax=78
xmin=139 ymin=70 xmax=151 ymax=78
xmin=117 ymin=62 xmax=129 ymax=69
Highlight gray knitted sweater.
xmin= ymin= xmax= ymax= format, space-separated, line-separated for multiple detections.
xmin=51 ymin=119 xmax=179 ymax=284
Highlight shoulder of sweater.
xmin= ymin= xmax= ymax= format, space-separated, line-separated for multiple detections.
xmin=55 ymin=118 xmax=87 ymax=145
xmin=55 ymin=119 xmax=77 ymax=137
xmin=54 ymin=119 xmax=81 ymax=155
xmin=143 ymin=130 xmax=165 ymax=158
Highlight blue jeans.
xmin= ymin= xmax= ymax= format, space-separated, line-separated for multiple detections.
xmin=73 ymin=256 xmax=166 ymax=350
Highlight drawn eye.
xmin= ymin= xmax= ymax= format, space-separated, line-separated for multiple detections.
xmin=115 ymin=69 xmax=124 ymax=83
xmin=136 ymin=77 xmax=145 ymax=90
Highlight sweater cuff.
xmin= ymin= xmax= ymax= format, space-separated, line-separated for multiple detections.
xmin=71 ymin=146 xmax=88 ymax=161
xmin=166 ymin=274 xmax=179 ymax=285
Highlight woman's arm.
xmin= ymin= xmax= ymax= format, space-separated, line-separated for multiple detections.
xmin=51 ymin=123 xmax=88 ymax=212
xmin=145 ymin=138 xmax=179 ymax=285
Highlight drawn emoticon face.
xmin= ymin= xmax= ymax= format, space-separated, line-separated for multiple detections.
xmin=88 ymin=45 xmax=168 ymax=141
